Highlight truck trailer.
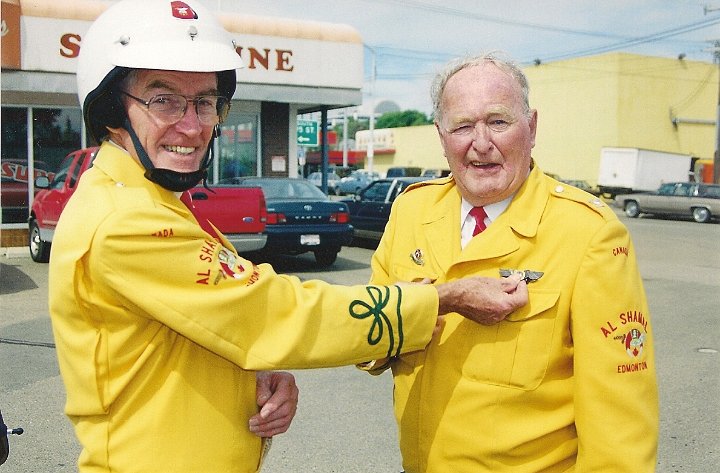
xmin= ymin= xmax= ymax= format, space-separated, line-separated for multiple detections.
xmin=597 ymin=147 xmax=693 ymax=198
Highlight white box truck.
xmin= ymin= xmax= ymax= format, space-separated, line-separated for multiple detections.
xmin=597 ymin=147 xmax=692 ymax=197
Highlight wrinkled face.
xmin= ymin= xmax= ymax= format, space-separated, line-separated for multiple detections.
xmin=435 ymin=63 xmax=537 ymax=207
xmin=113 ymin=69 xmax=219 ymax=173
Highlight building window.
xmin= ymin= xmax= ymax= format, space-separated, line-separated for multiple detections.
xmin=216 ymin=112 xmax=260 ymax=181
xmin=0 ymin=106 xmax=82 ymax=225
xmin=1 ymin=107 xmax=29 ymax=224
xmin=32 ymin=107 xmax=83 ymax=177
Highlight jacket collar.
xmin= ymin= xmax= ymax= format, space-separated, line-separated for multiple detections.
xmin=422 ymin=165 xmax=549 ymax=270
xmin=500 ymin=164 xmax=549 ymax=239
xmin=92 ymin=142 xmax=191 ymax=214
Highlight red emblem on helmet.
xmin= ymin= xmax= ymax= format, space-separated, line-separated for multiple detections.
xmin=171 ymin=1 xmax=198 ymax=19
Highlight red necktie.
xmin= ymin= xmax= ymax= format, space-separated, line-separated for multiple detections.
xmin=469 ymin=206 xmax=488 ymax=236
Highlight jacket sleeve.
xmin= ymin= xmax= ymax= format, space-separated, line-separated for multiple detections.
xmin=356 ymin=195 xmax=406 ymax=375
xmin=571 ymin=217 xmax=658 ymax=471
xmin=369 ymin=191 xmax=404 ymax=286
xmin=87 ymin=203 xmax=438 ymax=371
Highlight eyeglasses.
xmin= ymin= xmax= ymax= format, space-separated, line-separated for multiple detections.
xmin=121 ymin=91 xmax=230 ymax=126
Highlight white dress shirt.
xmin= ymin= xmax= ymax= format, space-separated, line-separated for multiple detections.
xmin=460 ymin=196 xmax=512 ymax=249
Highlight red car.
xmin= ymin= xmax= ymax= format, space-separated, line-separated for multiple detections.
xmin=1 ymin=158 xmax=56 ymax=223
xmin=29 ymin=148 xmax=98 ymax=262
xmin=28 ymin=147 xmax=269 ymax=263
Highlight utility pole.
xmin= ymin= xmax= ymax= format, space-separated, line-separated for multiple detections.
xmin=342 ymin=109 xmax=349 ymax=168
xmin=705 ymin=6 xmax=720 ymax=183
xmin=713 ymin=40 xmax=720 ymax=183
xmin=364 ymin=44 xmax=376 ymax=173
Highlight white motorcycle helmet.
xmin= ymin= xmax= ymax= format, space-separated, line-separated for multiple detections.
xmin=77 ymin=0 xmax=244 ymax=191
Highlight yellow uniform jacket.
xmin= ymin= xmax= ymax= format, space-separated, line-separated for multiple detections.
xmin=370 ymin=166 xmax=658 ymax=472
xmin=48 ymin=143 xmax=437 ymax=473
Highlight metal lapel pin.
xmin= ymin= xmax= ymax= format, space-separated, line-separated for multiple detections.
xmin=410 ymin=249 xmax=425 ymax=266
xmin=499 ymin=269 xmax=544 ymax=283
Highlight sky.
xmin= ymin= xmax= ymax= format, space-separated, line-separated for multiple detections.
xmin=199 ymin=0 xmax=720 ymax=114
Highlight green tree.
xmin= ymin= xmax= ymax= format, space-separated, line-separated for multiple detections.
xmin=330 ymin=110 xmax=432 ymax=146
xmin=330 ymin=116 xmax=368 ymax=146
xmin=376 ymin=110 xmax=431 ymax=128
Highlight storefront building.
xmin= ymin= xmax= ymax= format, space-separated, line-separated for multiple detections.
xmin=1 ymin=0 xmax=363 ymax=246
xmin=354 ymin=53 xmax=717 ymax=183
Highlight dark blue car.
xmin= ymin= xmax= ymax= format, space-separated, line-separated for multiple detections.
xmin=220 ymin=177 xmax=353 ymax=266
xmin=342 ymin=177 xmax=430 ymax=242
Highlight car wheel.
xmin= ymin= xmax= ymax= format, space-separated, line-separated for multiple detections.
xmin=314 ymin=249 xmax=338 ymax=267
xmin=28 ymin=219 xmax=51 ymax=263
xmin=692 ymin=207 xmax=711 ymax=223
xmin=624 ymin=201 xmax=640 ymax=218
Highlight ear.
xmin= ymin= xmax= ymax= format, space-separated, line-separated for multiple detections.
xmin=435 ymin=121 xmax=449 ymax=157
xmin=528 ymin=109 xmax=538 ymax=148
xmin=105 ymin=126 xmax=134 ymax=158
xmin=105 ymin=126 xmax=123 ymax=143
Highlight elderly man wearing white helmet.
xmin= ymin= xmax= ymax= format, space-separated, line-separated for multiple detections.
xmin=49 ymin=1 xmax=529 ymax=471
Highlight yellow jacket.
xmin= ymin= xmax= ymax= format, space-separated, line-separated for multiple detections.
xmin=49 ymin=143 xmax=437 ymax=472
xmin=370 ymin=166 xmax=658 ymax=472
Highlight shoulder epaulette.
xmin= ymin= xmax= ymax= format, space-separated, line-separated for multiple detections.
xmin=404 ymin=176 xmax=454 ymax=194
xmin=550 ymin=181 xmax=614 ymax=219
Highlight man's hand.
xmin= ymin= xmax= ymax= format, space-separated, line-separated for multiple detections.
xmin=435 ymin=273 xmax=529 ymax=325
xmin=249 ymin=371 xmax=299 ymax=437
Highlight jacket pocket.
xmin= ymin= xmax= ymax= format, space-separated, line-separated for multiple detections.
xmin=506 ymin=290 xmax=559 ymax=322
xmin=390 ymin=262 xmax=440 ymax=284
xmin=461 ymin=289 xmax=560 ymax=390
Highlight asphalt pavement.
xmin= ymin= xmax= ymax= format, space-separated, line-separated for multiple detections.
xmin=1 ymin=210 xmax=718 ymax=472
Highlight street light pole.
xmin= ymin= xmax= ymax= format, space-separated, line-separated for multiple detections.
xmin=342 ymin=109 xmax=349 ymax=168
xmin=364 ymin=44 xmax=376 ymax=173
xmin=704 ymin=7 xmax=720 ymax=183
xmin=713 ymin=40 xmax=720 ymax=184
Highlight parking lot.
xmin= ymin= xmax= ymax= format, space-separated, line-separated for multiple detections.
xmin=1 ymin=210 xmax=718 ymax=472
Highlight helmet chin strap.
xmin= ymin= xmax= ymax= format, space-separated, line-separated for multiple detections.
xmin=124 ymin=118 xmax=214 ymax=192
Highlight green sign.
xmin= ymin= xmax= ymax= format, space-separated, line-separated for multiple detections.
xmin=297 ymin=119 xmax=319 ymax=146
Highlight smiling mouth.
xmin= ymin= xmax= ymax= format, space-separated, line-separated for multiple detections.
xmin=164 ymin=145 xmax=196 ymax=155
xmin=469 ymin=161 xmax=499 ymax=169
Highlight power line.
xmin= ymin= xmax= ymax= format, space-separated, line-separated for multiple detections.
xmin=539 ymin=17 xmax=720 ymax=62
xmin=364 ymin=0 xmax=637 ymax=40
xmin=362 ymin=0 xmax=719 ymax=65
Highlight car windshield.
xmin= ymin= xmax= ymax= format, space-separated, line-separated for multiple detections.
xmin=657 ymin=183 xmax=676 ymax=195
xmin=362 ymin=181 xmax=392 ymax=202
xmin=390 ymin=182 xmax=410 ymax=202
xmin=242 ymin=179 xmax=328 ymax=200
xmin=701 ymin=185 xmax=720 ymax=198
xmin=309 ymin=172 xmax=338 ymax=178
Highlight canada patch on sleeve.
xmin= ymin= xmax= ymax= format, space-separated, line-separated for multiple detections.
xmin=195 ymin=239 xmax=260 ymax=286
xmin=599 ymin=310 xmax=651 ymax=374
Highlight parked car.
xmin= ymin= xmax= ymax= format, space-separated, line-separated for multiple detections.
xmin=385 ymin=166 xmax=422 ymax=178
xmin=307 ymin=171 xmax=341 ymax=195
xmin=29 ymin=148 xmax=98 ymax=262
xmin=421 ymin=168 xmax=451 ymax=178
xmin=221 ymin=177 xmax=353 ymax=266
xmin=337 ymin=169 xmax=380 ymax=195
xmin=342 ymin=177 xmax=430 ymax=241
xmin=1 ymin=158 xmax=55 ymax=223
xmin=613 ymin=182 xmax=720 ymax=223
xmin=559 ymin=179 xmax=601 ymax=196
xmin=29 ymin=147 xmax=268 ymax=263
